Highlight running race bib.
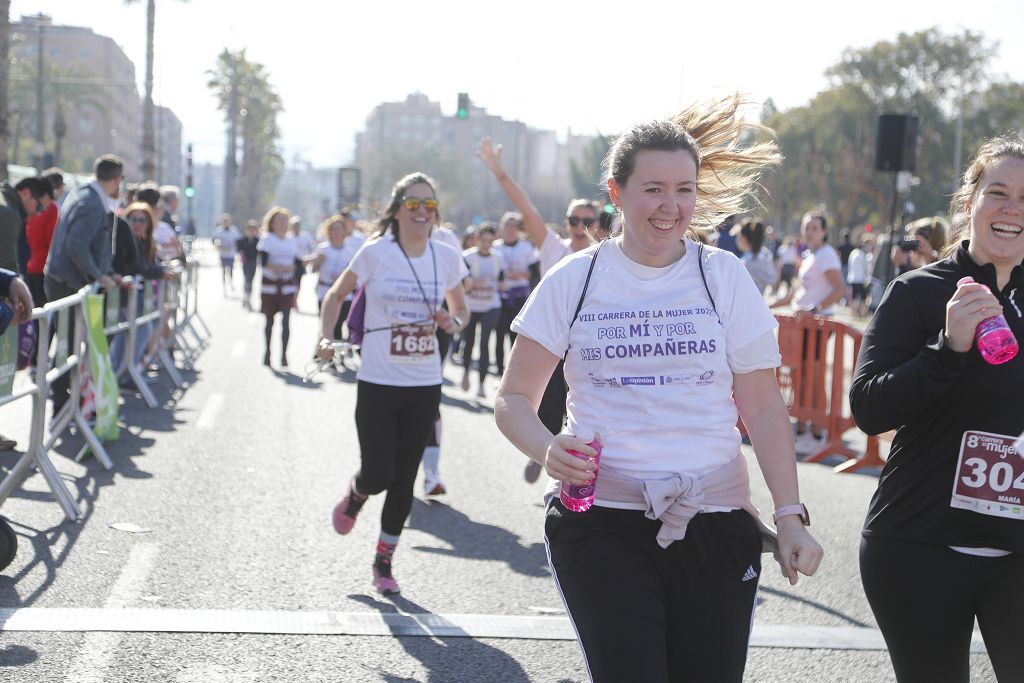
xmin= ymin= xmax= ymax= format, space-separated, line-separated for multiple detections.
xmin=389 ymin=322 xmax=436 ymax=363
xmin=950 ymin=430 xmax=1024 ymax=521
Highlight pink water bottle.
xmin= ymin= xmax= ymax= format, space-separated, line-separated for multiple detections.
xmin=957 ymin=277 xmax=1019 ymax=365
xmin=560 ymin=433 xmax=602 ymax=512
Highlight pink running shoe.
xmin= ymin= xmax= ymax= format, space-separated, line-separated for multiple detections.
xmin=372 ymin=560 xmax=401 ymax=595
xmin=332 ymin=481 xmax=367 ymax=535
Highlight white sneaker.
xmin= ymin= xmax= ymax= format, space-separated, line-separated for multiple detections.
xmin=794 ymin=431 xmax=825 ymax=455
xmin=423 ymin=474 xmax=446 ymax=496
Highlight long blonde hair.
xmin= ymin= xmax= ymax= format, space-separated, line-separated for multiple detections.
xmin=603 ymin=94 xmax=782 ymax=242
xmin=942 ymin=133 xmax=1024 ymax=258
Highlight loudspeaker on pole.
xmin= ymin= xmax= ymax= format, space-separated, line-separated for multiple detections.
xmin=875 ymin=114 xmax=919 ymax=172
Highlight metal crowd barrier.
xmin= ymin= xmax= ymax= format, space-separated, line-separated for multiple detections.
xmin=0 ymin=257 xmax=207 ymax=536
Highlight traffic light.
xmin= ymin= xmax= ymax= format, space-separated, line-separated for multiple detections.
xmin=184 ymin=143 xmax=195 ymax=198
xmin=457 ymin=93 xmax=469 ymax=120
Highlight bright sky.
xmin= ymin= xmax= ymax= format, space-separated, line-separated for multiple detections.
xmin=16 ymin=0 xmax=1024 ymax=168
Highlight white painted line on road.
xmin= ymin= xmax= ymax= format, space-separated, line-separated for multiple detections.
xmin=196 ymin=393 xmax=225 ymax=430
xmin=62 ymin=543 xmax=159 ymax=683
xmin=230 ymin=341 xmax=246 ymax=357
xmin=0 ymin=608 xmax=988 ymax=652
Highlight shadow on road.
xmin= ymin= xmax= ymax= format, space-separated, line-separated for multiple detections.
xmin=407 ymin=500 xmax=548 ymax=578
xmin=440 ymin=393 xmax=493 ymax=415
xmin=0 ymin=643 xmax=39 ymax=667
xmin=758 ymin=585 xmax=870 ymax=627
xmin=347 ymin=593 xmax=532 ymax=683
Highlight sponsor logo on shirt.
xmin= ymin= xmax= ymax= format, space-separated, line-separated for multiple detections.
xmin=620 ymin=376 xmax=656 ymax=386
xmin=696 ymin=370 xmax=715 ymax=386
xmin=659 ymin=374 xmax=695 ymax=386
xmin=588 ymin=373 xmax=622 ymax=388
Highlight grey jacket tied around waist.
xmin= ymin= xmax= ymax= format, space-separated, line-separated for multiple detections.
xmin=593 ymin=454 xmax=779 ymax=554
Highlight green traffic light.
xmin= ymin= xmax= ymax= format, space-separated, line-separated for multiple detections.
xmin=457 ymin=108 xmax=468 ymax=120
xmin=184 ymin=186 xmax=196 ymax=199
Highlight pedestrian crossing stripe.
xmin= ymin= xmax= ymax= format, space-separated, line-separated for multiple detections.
xmin=0 ymin=608 xmax=988 ymax=652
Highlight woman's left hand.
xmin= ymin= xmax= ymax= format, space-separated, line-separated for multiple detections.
xmin=773 ymin=518 xmax=824 ymax=585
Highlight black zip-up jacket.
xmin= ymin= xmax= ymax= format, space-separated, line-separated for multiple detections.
xmin=850 ymin=241 xmax=1024 ymax=552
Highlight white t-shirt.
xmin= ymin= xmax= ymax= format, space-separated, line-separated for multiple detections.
xmin=463 ymin=248 xmax=503 ymax=313
xmin=315 ymin=240 xmax=361 ymax=301
xmin=257 ymin=232 xmax=304 ymax=292
xmin=215 ymin=226 xmax=240 ymax=258
xmin=291 ymin=231 xmax=316 ymax=257
xmin=512 ymin=238 xmax=779 ymax=500
xmin=349 ymin=236 xmax=467 ymax=387
xmin=741 ymin=247 xmax=776 ymax=294
xmin=537 ymin=227 xmax=572 ymax=275
xmin=777 ymin=244 xmax=799 ymax=266
xmin=794 ymin=244 xmax=843 ymax=314
xmin=494 ymin=238 xmax=536 ymax=293
xmin=154 ymin=221 xmax=178 ymax=260
xmin=846 ymin=248 xmax=871 ymax=284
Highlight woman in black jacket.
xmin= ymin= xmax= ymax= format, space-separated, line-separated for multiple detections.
xmin=850 ymin=134 xmax=1024 ymax=682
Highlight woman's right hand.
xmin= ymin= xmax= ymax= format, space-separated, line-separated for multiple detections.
xmin=315 ymin=336 xmax=334 ymax=361
xmin=477 ymin=137 xmax=504 ymax=176
xmin=945 ymin=280 xmax=1004 ymax=352
xmin=543 ymin=434 xmax=598 ymax=485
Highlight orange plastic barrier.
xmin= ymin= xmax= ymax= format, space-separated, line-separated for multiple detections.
xmin=775 ymin=314 xmax=884 ymax=473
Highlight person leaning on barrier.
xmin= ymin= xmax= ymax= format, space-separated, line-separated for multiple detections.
xmin=850 ymin=133 xmax=1024 ymax=683
xmin=0 ymin=268 xmax=31 ymax=450
xmin=43 ymin=154 xmax=123 ymax=416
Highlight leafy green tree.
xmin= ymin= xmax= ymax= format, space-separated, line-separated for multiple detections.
xmin=569 ymin=135 xmax=610 ymax=200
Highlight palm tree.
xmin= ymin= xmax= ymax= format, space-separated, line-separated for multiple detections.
xmin=125 ymin=0 xmax=187 ymax=181
xmin=207 ymin=50 xmax=283 ymax=221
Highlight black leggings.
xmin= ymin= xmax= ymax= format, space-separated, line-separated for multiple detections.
xmin=546 ymin=502 xmax=762 ymax=683
xmin=316 ymin=298 xmax=351 ymax=341
xmin=242 ymin=263 xmax=257 ymax=295
xmin=495 ymin=294 xmax=527 ymax=372
xmin=354 ymin=381 xmax=441 ymax=536
xmin=860 ymin=535 xmax=1024 ymax=682
xmin=461 ymin=308 xmax=499 ymax=382
xmin=264 ymin=308 xmax=291 ymax=357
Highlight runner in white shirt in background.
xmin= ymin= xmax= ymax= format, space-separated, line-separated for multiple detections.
xmin=492 ymin=213 xmax=538 ymax=376
xmin=289 ymin=216 xmax=317 ymax=312
xmin=478 ymin=136 xmax=599 ymax=483
xmin=257 ymin=207 xmax=305 ymax=368
xmin=494 ymin=97 xmax=822 ymax=682
xmin=308 ymin=215 xmax=362 ymax=344
xmin=460 ymin=224 xmax=504 ymax=397
xmin=214 ymin=214 xmax=241 ymax=294
xmin=415 ymin=219 xmax=471 ymax=497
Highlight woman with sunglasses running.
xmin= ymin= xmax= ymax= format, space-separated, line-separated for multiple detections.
xmin=318 ymin=172 xmax=469 ymax=595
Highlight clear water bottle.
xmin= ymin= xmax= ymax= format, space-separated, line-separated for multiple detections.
xmin=957 ymin=277 xmax=1019 ymax=365
xmin=560 ymin=433 xmax=602 ymax=512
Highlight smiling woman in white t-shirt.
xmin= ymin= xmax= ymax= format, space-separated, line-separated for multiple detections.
xmin=316 ymin=172 xmax=469 ymax=597
xmin=495 ymin=96 xmax=823 ymax=683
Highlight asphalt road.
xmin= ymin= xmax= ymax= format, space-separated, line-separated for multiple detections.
xmin=0 ymin=247 xmax=998 ymax=682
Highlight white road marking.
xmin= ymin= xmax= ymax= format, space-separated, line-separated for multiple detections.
xmin=196 ymin=393 xmax=225 ymax=430
xmin=61 ymin=543 xmax=159 ymax=683
xmin=0 ymin=608 xmax=988 ymax=652
xmin=230 ymin=341 xmax=246 ymax=357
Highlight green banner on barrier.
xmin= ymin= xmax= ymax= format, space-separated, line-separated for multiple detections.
xmin=105 ymin=287 xmax=121 ymax=328
xmin=144 ymin=281 xmax=155 ymax=313
xmin=0 ymin=326 xmax=17 ymax=398
xmin=84 ymin=293 xmax=119 ymax=441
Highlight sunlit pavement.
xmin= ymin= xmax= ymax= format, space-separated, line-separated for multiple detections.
xmin=0 ymin=246 xmax=996 ymax=682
